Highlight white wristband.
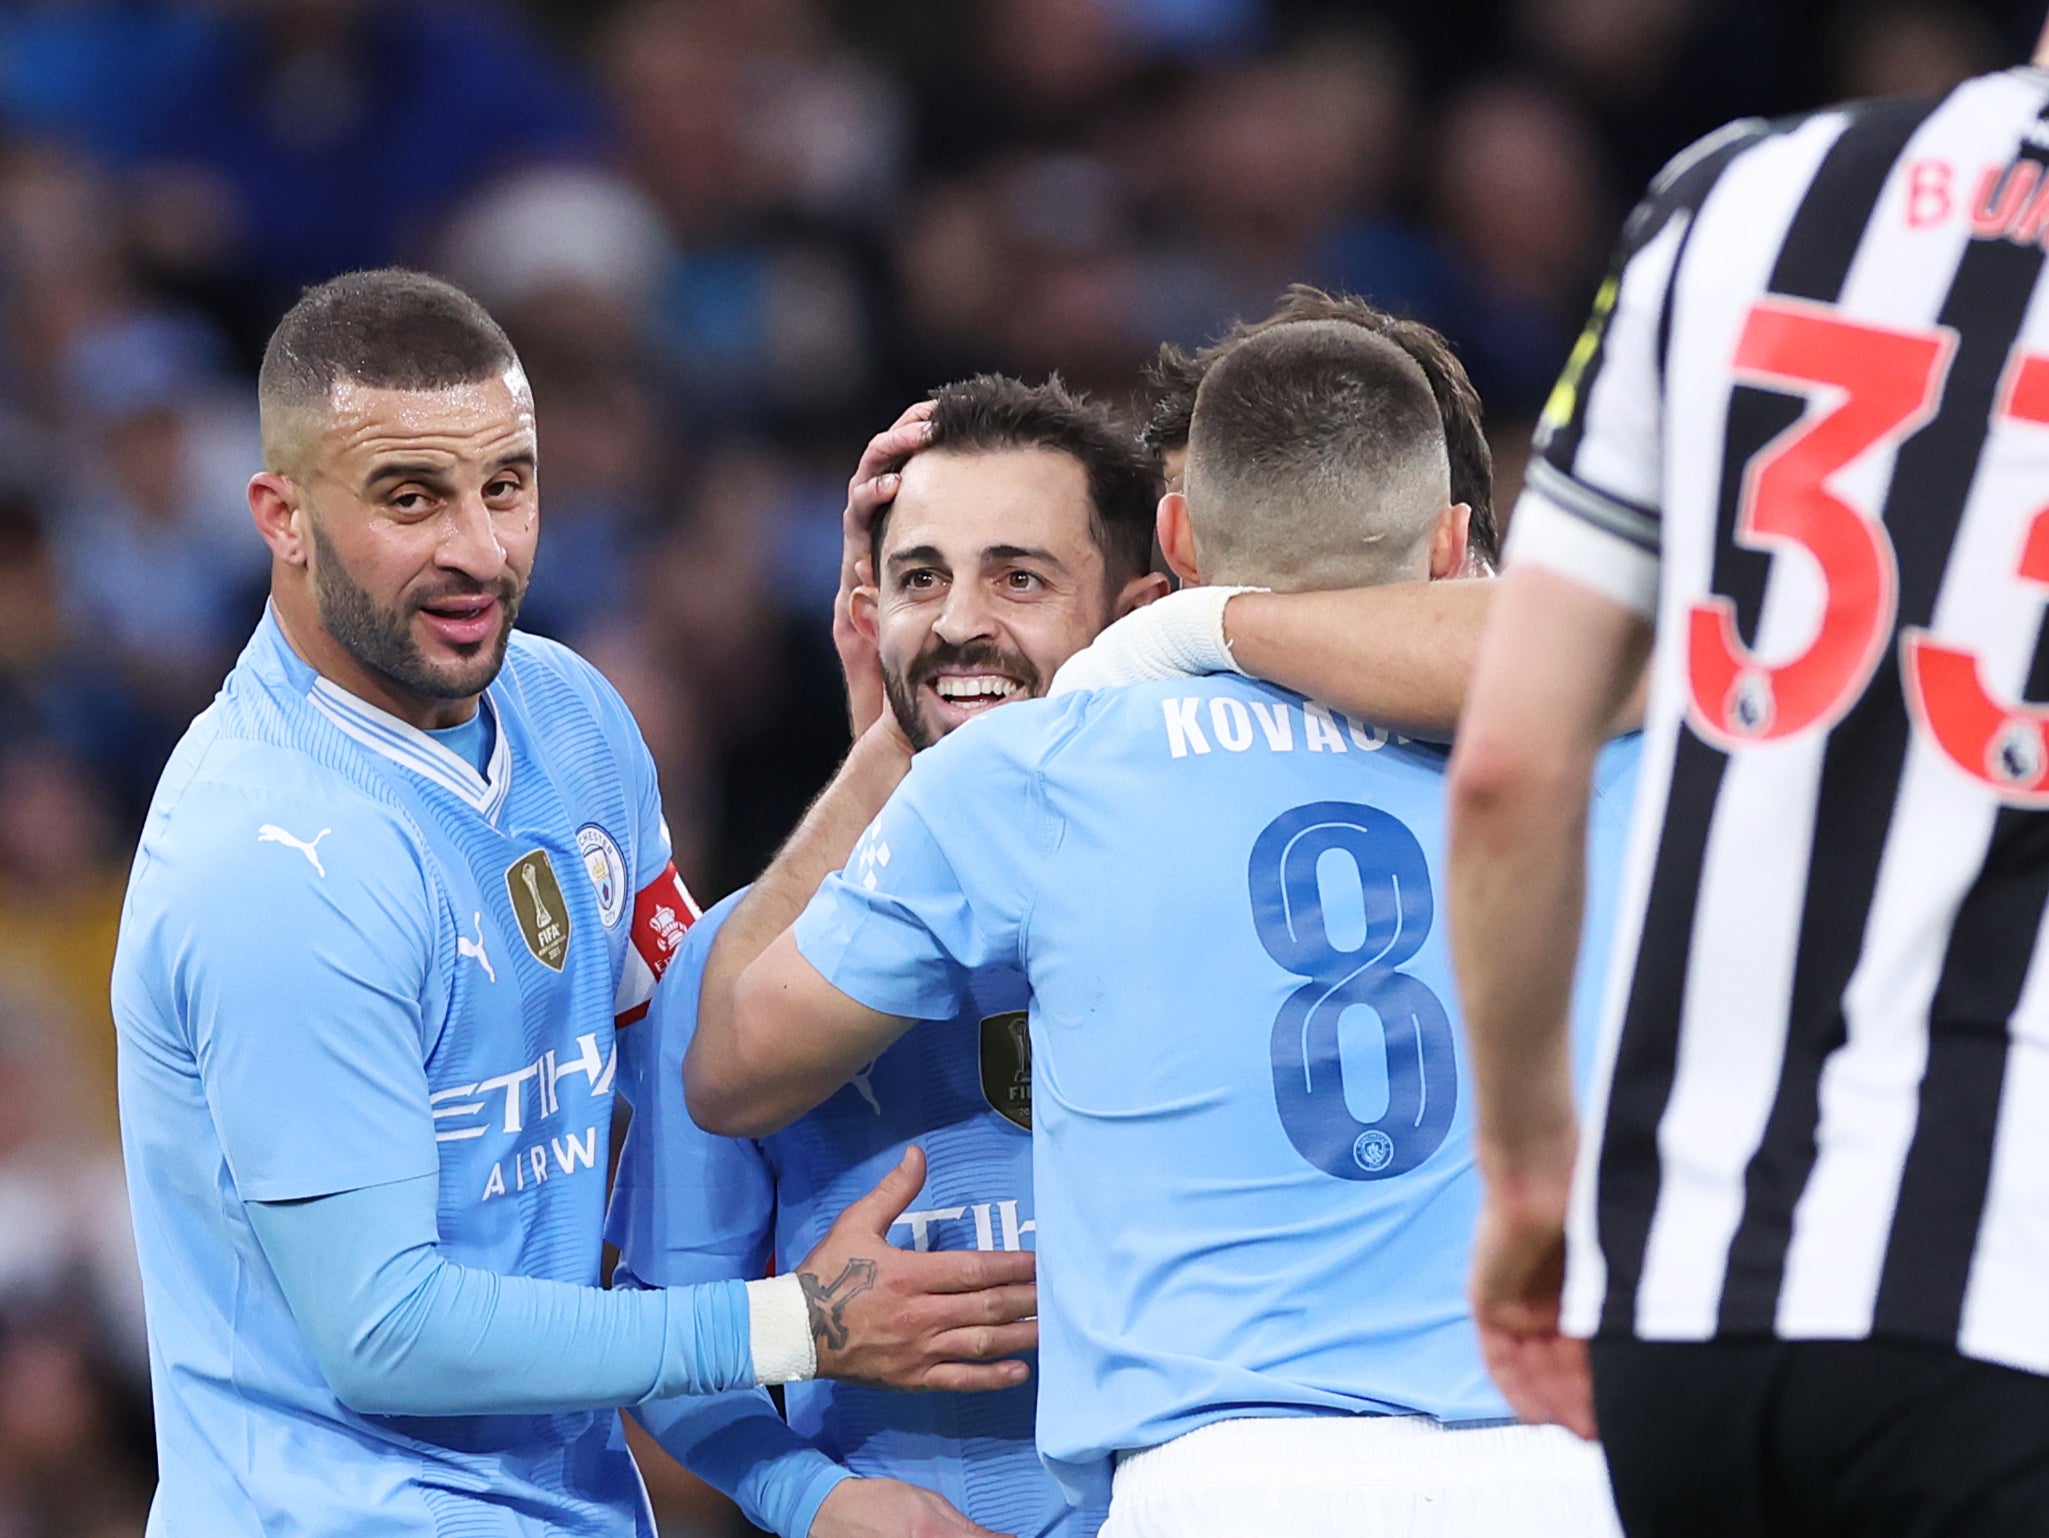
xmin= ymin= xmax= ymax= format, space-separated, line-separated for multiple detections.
xmin=1049 ymin=585 xmax=1267 ymax=696
xmin=745 ymin=1274 xmax=818 ymax=1386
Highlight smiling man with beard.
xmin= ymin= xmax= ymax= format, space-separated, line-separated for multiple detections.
xmin=866 ymin=378 xmax=1167 ymax=751
xmin=686 ymin=322 xmax=1632 ymax=1538
xmin=607 ymin=375 xmax=1164 ymax=1538
xmin=609 ymin=348 xmax=1550 ymax=1537
xmin=109 ymin=270 xmax=1041 ymax=1538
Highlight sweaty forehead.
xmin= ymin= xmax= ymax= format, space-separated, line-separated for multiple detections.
xmin=882 ymin=447 xmax=1096 ymax=564
xmin=312 ymin=368 xmax=535 ymax=474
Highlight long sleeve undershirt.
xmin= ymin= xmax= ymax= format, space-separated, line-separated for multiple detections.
xmin=615 ymin=1255 xmax=854 ymax=1538
xmin=248 ymin=1174 xmax=756 ymax=1417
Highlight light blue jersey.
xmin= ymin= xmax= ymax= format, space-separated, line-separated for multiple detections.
xmin=794 ymin=677 xmax=1638 ymax=1509
xmin=113 ymin=610 xmax=700 ymax=1537
xmin=610 ymin=893 xmax=1099 ymax=1538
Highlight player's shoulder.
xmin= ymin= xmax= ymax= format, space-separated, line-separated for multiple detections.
xmin=496 ymin=629 xmax=645 ymax=745
xmin=637 ymin=888 xmax=742 ymax=1056
xmin=152 ymin=709 xmax=403 ymax=841
xmin=918 ymin=691 xmax=1096 ymax=781
xmin=135 ymin=725 xmax=427 ymax=915
xmin=1618 ymin=114 xmax=1785 ymax=251
xmin=1631 ymin=71 xmax=2021 ymax=238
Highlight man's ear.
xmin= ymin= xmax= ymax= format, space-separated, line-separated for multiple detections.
xmin=848 ymin=580 xmax=880 ymax=642
xmin=1428 ymin=501 xmax=1472 ymax=582
xmin=1112 ymin=569 xmax=1172 ymax=618
xmin=1156 ymin=491 xmax=1201 ymax=586
xmin=250 ymin=473 xmax=310 ymax=567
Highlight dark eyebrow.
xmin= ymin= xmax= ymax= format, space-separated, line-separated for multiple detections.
xmin=984 ymin=544 xmax=1067 ymax=569
xmin=885 ymin=544 xmax=948 ymax=573
xmin=362 ymin=461 xmax=452 ymax=494
xmin=362 ymin=450 xmax=536 ymax=495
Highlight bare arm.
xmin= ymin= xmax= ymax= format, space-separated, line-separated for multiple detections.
xmin=689 ymin=402 xmax=935 ymax=1132
xmin=693 ymin=721 xmax=914 ymax=1120
xmin=1445 ymin=565 xmax=1650 ymax=1437
xmin=1221 ymin=579 xmax=1648 ymax=740
xmin=1223 ymin=580 xmax=1494 ymax=739
xmin=689 ymin=926 xmax=917 ymax=1138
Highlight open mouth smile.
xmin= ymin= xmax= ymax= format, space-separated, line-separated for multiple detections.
xmin=416 ymin=595 xmax=500 ymax=649
xmin=926 ymin=671 xmax=1028 ymax=718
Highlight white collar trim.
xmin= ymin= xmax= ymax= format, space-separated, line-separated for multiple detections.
xmin=308 ymin=679 xmax=512 ymax=820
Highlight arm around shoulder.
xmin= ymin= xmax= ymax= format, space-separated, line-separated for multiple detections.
xmin=1224 ymin=580 xmax=1493 ymax=739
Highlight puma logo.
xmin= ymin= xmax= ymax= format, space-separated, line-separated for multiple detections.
xmin=257 ymin=824 xmax=332 ymax=878
xmin=457 ymin=912 xmax=495 ymax=983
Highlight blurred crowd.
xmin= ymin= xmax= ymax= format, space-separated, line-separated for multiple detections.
xmin=0 ymin=0 xmax=2029 ymax=1532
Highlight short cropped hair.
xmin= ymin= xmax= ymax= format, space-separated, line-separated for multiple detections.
xmin=258 ymin=269 xmax=520 ymax=472
xmin=1184 ymin=320 xmax=1449 ymax=591
xmin=1143 ymin=286 xmax=1496 ymax=567
xmin=874 ymin=373 xmax=1160 ymax=593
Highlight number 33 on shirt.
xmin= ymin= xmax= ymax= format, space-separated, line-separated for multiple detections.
xmin=1690 ymin=295 xmax=2049 ymax=806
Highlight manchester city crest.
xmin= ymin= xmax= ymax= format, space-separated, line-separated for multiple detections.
xmin=577 ymin=824 xmax=627 ymax=929
xmin=979 ymin=1011 xmax=1032 ymax=1131
xmin=505 ymin=848 xmax=572 ymax=971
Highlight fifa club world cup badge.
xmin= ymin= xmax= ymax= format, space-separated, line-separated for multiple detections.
xmin=979 ymin=1011 xmax=1032 ymax=1131
xmin=506 ymin=849 xmax=572 ymax=971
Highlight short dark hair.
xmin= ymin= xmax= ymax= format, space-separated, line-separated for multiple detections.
xmin=259 ymin=269 xmax=519 ymax=468
xmin=1143 ymin=286 xmax=1496 ymax=567
xmin=1186 ymin=320 xmax=1448 ymax=589
xmin=872 ymin=373 xmax=1160 ymax=592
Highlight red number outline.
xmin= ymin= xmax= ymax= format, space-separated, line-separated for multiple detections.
xmin=1902 ymin=351 xmax=2049 ymax=804
xmin=1686 ymin=298 xmax=1955 ymax=748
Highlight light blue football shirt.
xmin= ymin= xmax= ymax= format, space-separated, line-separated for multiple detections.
xmin=113 ymin=609 xmax=699 ymax=1537
xmin=610 ymin=893 xmax=1099 ymax=1538
xmin=794 ymin=676 xmax=1638 ymax=1509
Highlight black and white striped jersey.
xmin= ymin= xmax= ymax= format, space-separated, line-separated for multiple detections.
xmin=1508 ymin=65 xmax=2049 ymax=1375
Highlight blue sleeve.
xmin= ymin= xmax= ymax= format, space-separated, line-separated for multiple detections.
xmin=620 ymin=1261 xmax=852 ymax=1538
xmin=792 ymin=708 xmax=1056 ymax=1022
xmin=164 ymin=776 xmax=441 ymax=1201
xmin=543 ymin=637 xmax=676 ymax=891
xmin=247 ymin=1173 xmax=754 ymax=1417
xmin=610 ymin=895 xmax=854 ymax=1538
xmin=557 ymin=643 xmax=700 ymax=1022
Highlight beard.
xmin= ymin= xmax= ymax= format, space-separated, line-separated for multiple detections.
xmin=308 ymin=518 xmax=523 ymax=704
xmin=883 ymin=636 xmax=1044 ymax=751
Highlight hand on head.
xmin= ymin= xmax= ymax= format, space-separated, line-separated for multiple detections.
xmin=837 ymin=401 xmax=936 ymax=737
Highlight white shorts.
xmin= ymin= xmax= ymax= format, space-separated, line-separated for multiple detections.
xmin=1102 ymin=1415 xmax=1624 ymax=1538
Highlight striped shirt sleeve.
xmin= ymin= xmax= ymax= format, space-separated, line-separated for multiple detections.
xmin=1510 ymin=119 xmax=1774 ymax=615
